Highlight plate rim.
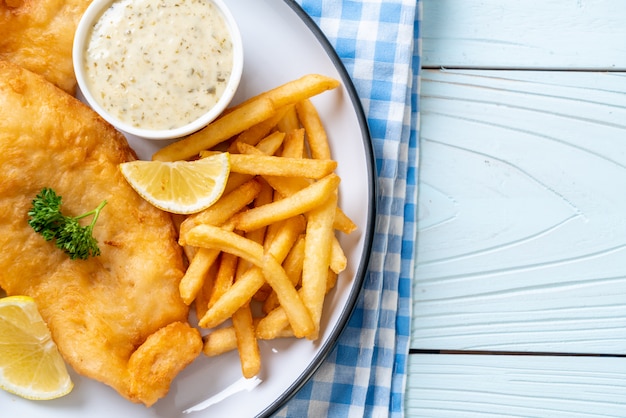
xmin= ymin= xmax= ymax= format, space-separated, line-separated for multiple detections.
xmin=257 ymin=1 xmax=378 ymax=417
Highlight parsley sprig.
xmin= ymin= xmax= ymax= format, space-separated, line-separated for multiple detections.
xmin=28 ymin=188 xmax=107 ymax=260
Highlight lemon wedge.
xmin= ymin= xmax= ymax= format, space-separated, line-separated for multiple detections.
xmin=0 ymin=295 xmax=73 ymax=400
xmin=119 ymin=153 xmax=230 ymax=215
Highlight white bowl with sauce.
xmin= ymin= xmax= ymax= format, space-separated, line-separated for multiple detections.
xmin=73 ymin=0 xmax=243 ymax=140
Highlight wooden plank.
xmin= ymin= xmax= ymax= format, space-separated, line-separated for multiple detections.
xmin=406 ymin=354 xmax=626 ymax=417
xmin=412 ymin=69 xmax=626 ymax=353
xmin=423 ymin=0 xmax=626 ymax=70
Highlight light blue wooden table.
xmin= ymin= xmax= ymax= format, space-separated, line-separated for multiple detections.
xmin=407 ymin=1 xmax=626 ymax=416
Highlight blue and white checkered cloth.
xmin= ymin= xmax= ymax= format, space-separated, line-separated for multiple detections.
xmin=275 ymin=1 xmax=421 ymax=417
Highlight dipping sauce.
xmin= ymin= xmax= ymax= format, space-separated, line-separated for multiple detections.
xmin=83 ymin=0 xmax=234 ymax=131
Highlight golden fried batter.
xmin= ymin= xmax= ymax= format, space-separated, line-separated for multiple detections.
xmin=0 ymin=60 xmax=202 ymax=407
xmin=0 ymin=0 xmax=91 ymax=94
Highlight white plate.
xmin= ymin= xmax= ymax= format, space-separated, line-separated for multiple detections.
xmin=2 ymin=0 xmax=375 ymax=416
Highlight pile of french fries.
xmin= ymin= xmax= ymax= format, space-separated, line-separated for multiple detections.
xmin=156 ymin=74 xmax=357 ymax=378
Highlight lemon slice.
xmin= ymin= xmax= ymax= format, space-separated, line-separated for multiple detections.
xmin=119 ymin=153 xmax=230 ymax=215
xmin=0 ymin=295 xmax=73 ymax=400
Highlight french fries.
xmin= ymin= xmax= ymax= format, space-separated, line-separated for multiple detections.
xmin=232 ymin=304 xmax=260 ymax=378
xmin=295 ymin=99 xmax=331 ymax=160
xmin=229 ymin=154 xmax=337 ymax=179
xmin=162 ymin=74 xmax=357 ymax=379
xmin=232 ymin=174 xmax=340 ymax=232
xmin=153 ymin=97 xmax=275 ymax=162
xmin=153 ymin=74 xmax=341 ymax=162
xmin=300 ymin=192 xmax=337 ymax=340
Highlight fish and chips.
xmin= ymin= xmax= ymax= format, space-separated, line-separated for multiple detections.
xmin=0 ymin=7 xmax=356 ymax=401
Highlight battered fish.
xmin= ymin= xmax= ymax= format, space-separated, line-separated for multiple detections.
xmin=0 ymin=60 xmax=202 ymax=406
xmin=0 ymin=0 xmax=91 ymax=94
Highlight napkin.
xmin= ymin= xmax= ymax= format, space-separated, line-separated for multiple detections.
xmin=275 ymin=1 xmax=421 ymax=417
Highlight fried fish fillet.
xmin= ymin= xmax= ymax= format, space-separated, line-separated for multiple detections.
xmin=0 ymin=60 xmax=202 ymax=406
xmin=0 ymin=0 xmax=91 ymax=94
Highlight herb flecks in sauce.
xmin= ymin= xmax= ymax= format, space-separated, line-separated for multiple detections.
xmin=84 ymin=0 xmax=233 ymax=130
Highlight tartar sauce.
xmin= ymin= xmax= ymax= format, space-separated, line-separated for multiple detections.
xmin=84 ymin=0 xmax=233 ymax=130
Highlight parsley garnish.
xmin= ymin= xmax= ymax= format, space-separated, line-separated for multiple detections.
xmin=28 ymin=188 xmax=107 ymax=260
